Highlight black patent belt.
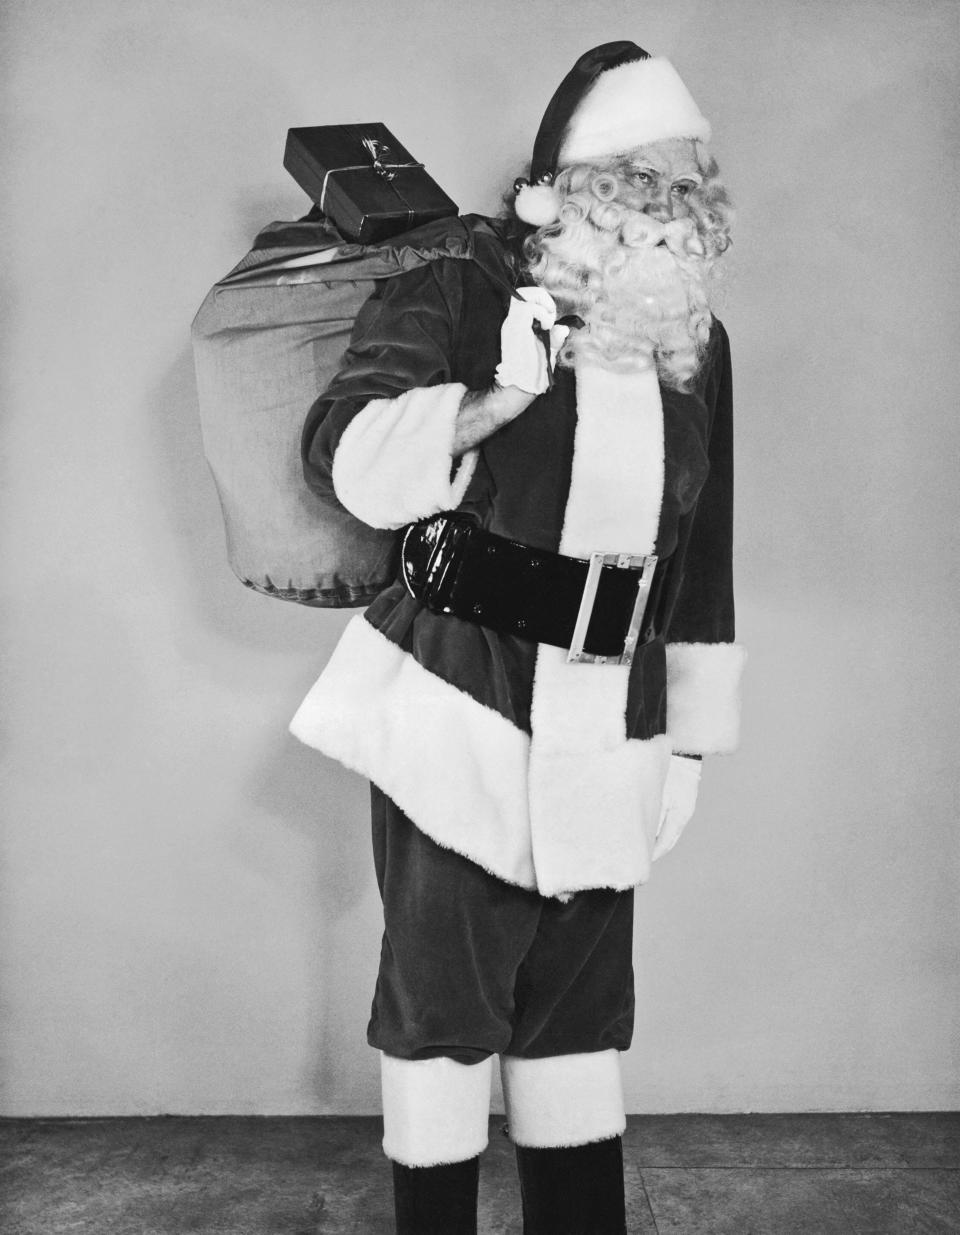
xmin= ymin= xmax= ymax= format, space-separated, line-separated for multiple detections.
xmin=401 ymin=513 xmax=661 ymax=665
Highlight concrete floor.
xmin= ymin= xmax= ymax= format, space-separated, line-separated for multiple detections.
xmin=1 ymin=1113 xmax=958 ymax=1234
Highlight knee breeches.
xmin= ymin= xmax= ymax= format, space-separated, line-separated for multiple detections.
xmin=368 ymin=787 xmax=634 ymax=1165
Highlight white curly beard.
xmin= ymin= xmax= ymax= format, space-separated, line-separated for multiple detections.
xmin=527 ymin=210 xmax=716 ymax=388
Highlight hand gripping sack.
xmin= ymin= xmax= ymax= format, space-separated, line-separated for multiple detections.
xmin=191 ymin=213 xmax=514 ymax=606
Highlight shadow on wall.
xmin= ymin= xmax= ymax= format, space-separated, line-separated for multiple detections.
xmin=147 ymin=340 xmax=379 ymax=1105
xmin=249 ymin=735 xmax=373 ymax=919
xmin=146 ymin=297 xmax=376 ymax=1110
xmin=143 ymin=329 xmax=367 ymax=804
xmin=249 ymin=734 xmax=381 ymax=1105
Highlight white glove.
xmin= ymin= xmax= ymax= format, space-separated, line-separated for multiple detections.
xmin=494 ymin=287 xmax=568 ymax=395
xmin=652 ymin=755 xmax=702 ymax=861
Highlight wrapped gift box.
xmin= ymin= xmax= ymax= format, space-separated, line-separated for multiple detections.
xmin=283 ymin=123 xmax=458 ymax=244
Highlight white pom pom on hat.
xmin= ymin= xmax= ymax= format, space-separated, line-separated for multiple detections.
xmin=514 ymin=40 xmax=711 ymax=228
xmin=513 ymin=182 xmax=563 ymax=227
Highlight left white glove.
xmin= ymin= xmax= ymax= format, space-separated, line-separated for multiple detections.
xmin=653 ymin=755 xmax=702 ymax=861
xmin=494 ymin=287 xmax=568 ymax=394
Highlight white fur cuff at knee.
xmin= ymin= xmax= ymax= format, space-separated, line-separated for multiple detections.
xmin=381 ymin=1053 xmax=493 ymax=1167
xmin=500 ymin=1050 xmax=626 ymax=1148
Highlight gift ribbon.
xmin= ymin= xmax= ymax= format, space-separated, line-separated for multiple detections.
xmin=319 ymin=161 xmax=425 ymax=218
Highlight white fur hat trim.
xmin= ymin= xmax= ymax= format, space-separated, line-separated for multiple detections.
xmin=560 ymin=57 xmax=711 ymax=166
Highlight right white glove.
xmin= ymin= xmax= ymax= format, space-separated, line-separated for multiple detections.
xmin=494 ymin=287 xmax=568 ymax=395
xmin=652 ymin=755 xmax=702 ymax=861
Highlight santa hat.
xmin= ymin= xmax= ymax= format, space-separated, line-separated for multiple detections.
xmin=515 ymin=41 xmax=712 ymax=227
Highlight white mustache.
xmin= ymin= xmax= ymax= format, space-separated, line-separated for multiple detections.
xmin=621 ymin=215 xmax=705 ymax=258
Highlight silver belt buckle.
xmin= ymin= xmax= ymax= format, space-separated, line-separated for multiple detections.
xmin=567 ymin=552 xmax=658 ymax=666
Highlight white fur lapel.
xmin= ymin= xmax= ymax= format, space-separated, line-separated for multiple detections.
xmin=527 ymin=359 xmax=668 ymax=896
xmin=557 ymin=361 xmax=664 ymax=557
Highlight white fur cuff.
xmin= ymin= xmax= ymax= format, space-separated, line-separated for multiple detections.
xmin=666 ymin=641 xmax=746 ymax=755
xmin=332 ymin=383 xmax=476 ymax=529
xmin=381 ymin=1053 xmax=493 ymax=1166
xmin=500 ymin=1050 xmax=626 ymax=1148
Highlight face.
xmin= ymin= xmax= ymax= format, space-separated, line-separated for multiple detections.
xmin=617 ymin=138 xmax=703 ymax=223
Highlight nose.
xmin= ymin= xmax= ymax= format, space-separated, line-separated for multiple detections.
xmin=645 ymin=183 xmax=674 ymax=222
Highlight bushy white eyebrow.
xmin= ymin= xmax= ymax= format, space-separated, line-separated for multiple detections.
xmin=627 ymin=160 xmax=703 ymax=186
xmin=627 ymin=159 xmax=662 ymax=175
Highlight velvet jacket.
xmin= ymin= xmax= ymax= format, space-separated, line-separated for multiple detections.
xmin=289 ymin=251 xmax=744 ymax=899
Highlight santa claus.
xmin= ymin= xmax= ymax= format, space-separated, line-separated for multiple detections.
xmin=291 ymin=39 xmax=744 ymax=1235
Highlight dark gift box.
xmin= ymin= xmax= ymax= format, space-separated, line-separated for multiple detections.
xmin=283 ymin=123 xmax=458 ymax=244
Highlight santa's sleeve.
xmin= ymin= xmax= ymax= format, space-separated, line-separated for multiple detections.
xmin=663 ymin=322 xmax=746 ymax=755
xmin=302 ymin=261 xmax=476 ymax=531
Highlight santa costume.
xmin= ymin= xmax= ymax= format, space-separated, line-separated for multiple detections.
xmin=291 ymin=39 xmax=743 ymax=1235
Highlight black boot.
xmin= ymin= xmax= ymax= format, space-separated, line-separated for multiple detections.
xmin=391 ymin=1157 xmax=480 ymax=1235
xmin=514 ymin=1137 xmax=627 ymax=1235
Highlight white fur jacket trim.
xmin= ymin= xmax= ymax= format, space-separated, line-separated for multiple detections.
xmin=331 ymin=382 xmax=477 ymax=530
xmin=289 ymin=615 xmax=538 ymax=889
xmin=526 ymin=359 xmax=670 ymax=895
xmin=288 ymin=613 xmax=672 ymax=898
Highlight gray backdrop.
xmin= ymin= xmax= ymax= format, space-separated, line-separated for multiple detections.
xmin=1 ymin=0 xmax=957 ymax=1115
